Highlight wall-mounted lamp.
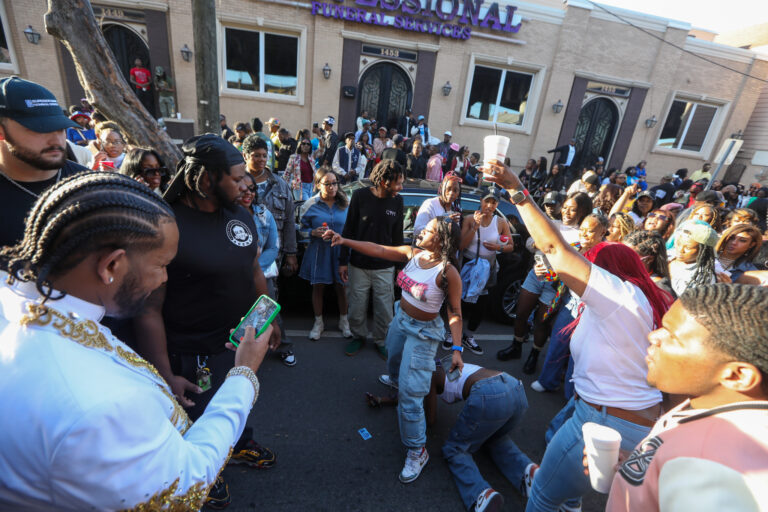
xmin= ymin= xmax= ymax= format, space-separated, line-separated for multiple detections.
xmin=23 ymin=26 xmax=41 ymax=45
xmin=645 ymin=115 xmax=658 ymax=129
xmin=180 ymin=44 xmax=192 ymax=62
xmin=322 ymin=63 xmax=331 ymax=80
xmin=552 ymin=99 xmax=563 ymax=114
xmin=442 ymin=81 xmax=452 ymax=96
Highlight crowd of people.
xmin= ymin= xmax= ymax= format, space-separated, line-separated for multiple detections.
xmin=0 ymin=75 xmax=767 ymax=512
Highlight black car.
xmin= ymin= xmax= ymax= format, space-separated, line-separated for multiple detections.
xmin=282 ymin=178 xmax=532 ymax=324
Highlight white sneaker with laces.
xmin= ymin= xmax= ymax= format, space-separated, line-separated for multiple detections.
xmin=399 ymin=447 xmax=429 ymax=483
xmin=531 ymin=380 xmax=546 ymax=393
xmin=378 ymin=374 xmax=398 ymax=389
xmin=462 ymin=335 xmax=484 ymax=355
xmin=475 ymin=488 xmax=504 ymax=512
xmin=339 ymin=315 xmax=352 ymax=338
xmin=309 ymin=317 xmax=324 ymax=340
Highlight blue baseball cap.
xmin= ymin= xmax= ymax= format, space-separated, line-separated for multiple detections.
xmin=0 ymin=77 xmax=79 ymax=133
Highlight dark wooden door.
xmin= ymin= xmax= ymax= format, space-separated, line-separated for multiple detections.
xmin=358 ymin=63 xmax=412 ymax=133
xmin=572 ymin=98 xmax=619 ymax=171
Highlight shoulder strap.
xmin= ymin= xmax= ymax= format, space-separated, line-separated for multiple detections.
xmin=475 ymin=223 xmax=481 ymax=258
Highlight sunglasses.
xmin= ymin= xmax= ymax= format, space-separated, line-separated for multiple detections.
xmin=320 ymin=181 xmax=338 ymax=187
xmin=141 ymin=167 xmax=167 ymax=177
xmin=244 ymin=186 xmax=256 ymax=193
xmin=647 ymin=213 xmax=669 ymax=221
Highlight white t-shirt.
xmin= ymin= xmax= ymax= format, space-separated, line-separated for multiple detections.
xmin=413 ymin=196 xmax=450 ymax=237
xmin=570 ymin=265 xmax=662 ymax=409
xmin=628 ymin=211 xmax=644 ymax=227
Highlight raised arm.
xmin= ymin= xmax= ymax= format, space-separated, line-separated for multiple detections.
xmin=327 ymin=230 xmax=412 ymax=263
xmin=609 ymin=183 xmax=640 ymax=217
xmin=485 ymin=161 xmax=591 ymax=296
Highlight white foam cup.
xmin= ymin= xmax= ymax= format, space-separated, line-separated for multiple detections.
xmin=582 ymin=422 xmax=622 ymax=494
xmin=483 ymin=135 xmax=510 ymax=173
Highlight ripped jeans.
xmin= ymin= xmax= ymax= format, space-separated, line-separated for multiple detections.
xmin=386 ymin=301 xmax=443 ymax=449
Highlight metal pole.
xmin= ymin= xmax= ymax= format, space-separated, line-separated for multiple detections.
xmin=192 ymin=0 xmax=219 ymax=134
xmin=706 ymin=139 xmax=736 ymax=191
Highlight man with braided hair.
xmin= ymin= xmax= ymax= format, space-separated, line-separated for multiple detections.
xmin=605 ymin=283 xmax=768 ymax=511
xmin=0 ymin=172 xmax=272 ymax=510
xmin=134 ymin=133 xmax=279 ymax=508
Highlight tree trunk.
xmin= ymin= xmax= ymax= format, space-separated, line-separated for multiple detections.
xmin=192 ymin=0 xmax=219 ymax=135
xmin=44 ymin=0 xmax=182 ymax=169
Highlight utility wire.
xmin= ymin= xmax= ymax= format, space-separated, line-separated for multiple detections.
xmin=585 ymin=0 xmax=768 ymax=84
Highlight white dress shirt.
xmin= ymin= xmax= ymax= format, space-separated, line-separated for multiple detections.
xmin=0 ymin=276 xmax=257 ymax=511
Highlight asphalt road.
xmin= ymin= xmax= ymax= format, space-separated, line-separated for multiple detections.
xmin=217 ymin=310 xmax=608 ymax=512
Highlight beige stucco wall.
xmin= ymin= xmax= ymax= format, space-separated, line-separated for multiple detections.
xmin=3 ymin=0 xmax=768 ymax=187
xmin=0 ymin=0 xmax=67 ymax=106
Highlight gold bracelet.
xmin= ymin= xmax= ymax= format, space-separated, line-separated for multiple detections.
xmin=226 ymin=366 xmax=260 ymax=406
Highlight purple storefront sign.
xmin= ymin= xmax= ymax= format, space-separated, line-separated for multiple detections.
xmin=310 ymin=0 xmax=521 ymax=40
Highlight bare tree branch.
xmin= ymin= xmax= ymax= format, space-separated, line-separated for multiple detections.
xmin=44 ymin=0 xmax=182 ymax=169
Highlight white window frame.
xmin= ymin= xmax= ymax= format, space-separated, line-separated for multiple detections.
xmin=459 ymin=54 xmax=546 ymax=135
xmin=652 ymin=92 xmax=729 ymax=159
xmin=0 ymin=0 xmax=19 ymax=74
xmin=218 ymin=17 xmax=306 ymax=105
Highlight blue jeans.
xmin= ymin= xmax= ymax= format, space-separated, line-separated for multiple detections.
xmin=442 ymin=374 xmax=529 ymax=510
xmin=544 ymin=396 xmax=576 ymax=445
xmin=301 ymin=182 xmax=313 ymax=200
xmin=537 ymin=303 xmax=576 ymax=391
xmin=385 ymin=302 xmax=443 ymax=448
xmin=526 ymin=398 xmax=652 ymax=512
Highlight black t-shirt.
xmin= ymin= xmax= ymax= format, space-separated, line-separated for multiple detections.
xmin=163 ymin=202 xmax=259 ymax=355
xmin=340 ymin=187 xmax=403 ymax=269
xmin=406 ymin=154 xmax=427 ymax=180
xmin=0 ymin=160 xmax=86 ymax=248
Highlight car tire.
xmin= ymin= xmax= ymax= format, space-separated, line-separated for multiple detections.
xmin=489 ymin=271 xmax=524 ymax=325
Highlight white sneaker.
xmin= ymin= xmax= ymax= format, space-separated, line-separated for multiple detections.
xmin=378 ymin=374 xmax=398 ymax=389
xmin=522 ymin=462 xmax=538 ymax=499
xmin=339 ymin=315 xmax=352 ymax=338
xmin=531 ymin=380 xmax=546 ymax=393
xmin=399 ymin=447 xmax=429 ymax=483
xmin=475 ymin=488 xmax=504 ymax=512
xmin=309 ymin=318 xmax=324 ymax=340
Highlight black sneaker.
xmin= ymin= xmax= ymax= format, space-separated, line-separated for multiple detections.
xmin=522 ymin=348 xmax=540 ymax=375
xmin=205 ymin=476 xmax=231 ymax=509
xmin=280 ymin=350 xmax=296 ymax=367
xmin=229 ymin=439 xmax=276 ymax=468
xmin=462 ymin=335 xmax=483 ymax=355
xmin=497 ymin=341 xmax=523 ymax=361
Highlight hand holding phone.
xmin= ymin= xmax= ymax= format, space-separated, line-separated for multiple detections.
xmin=231 ymin=324 xmax=272 ymax=375
xmin=230 ymin=295 xmax=281 ymax=347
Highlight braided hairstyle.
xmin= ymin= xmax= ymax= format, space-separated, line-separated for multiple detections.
xmin=679 ymin=284 xmax=768 ymax=395
xmin=0 ymin=171 xmax=174 ymax=302
xmin=624 ymin=230 xmax=670 ymax=280
xmin=688 ymin=243 xmax=717 ymax=290
xmin=439 ymin=171 xmax=463 ymax=215
xmin=608 ymin=212 xmax=636 ymax=243
xmin=370 ymin=159 xmax=404 ymax=188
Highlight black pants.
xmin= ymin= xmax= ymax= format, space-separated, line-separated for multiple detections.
xmin=463 ymin=294 xmax=487 ymax=333
xmin=169 ymin=349 xmax=252 ymax=449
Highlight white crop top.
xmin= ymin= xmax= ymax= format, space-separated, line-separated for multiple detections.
xmin=439 ymin=363 xmax=482 ymax=404
xmin=397 ymin=252 xmax=446 ymax=314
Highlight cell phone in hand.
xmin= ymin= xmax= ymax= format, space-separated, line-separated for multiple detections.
xmin=229 ymin=295 xmax=281 ymax=347
xmin=534 ymin=253 xmax=550 ymax=269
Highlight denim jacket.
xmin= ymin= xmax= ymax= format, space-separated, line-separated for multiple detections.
xmin=256 ymin=169 xmax=296 ymax=255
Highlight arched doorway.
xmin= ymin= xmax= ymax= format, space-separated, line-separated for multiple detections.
xmin=358 ymin=63 xmax=413 ymax=134
xmin=572 ymin=98 xmax=619 ymax=171
xmin=103 ymin=24 xmax=153 ymax=113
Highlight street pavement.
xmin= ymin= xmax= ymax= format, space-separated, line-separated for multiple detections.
xmin=217 ymin=310 xmax=608 ymax=512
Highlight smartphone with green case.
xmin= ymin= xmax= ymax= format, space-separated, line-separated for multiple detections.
xmin=229 ymin=295 xmax=281 ymax=347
